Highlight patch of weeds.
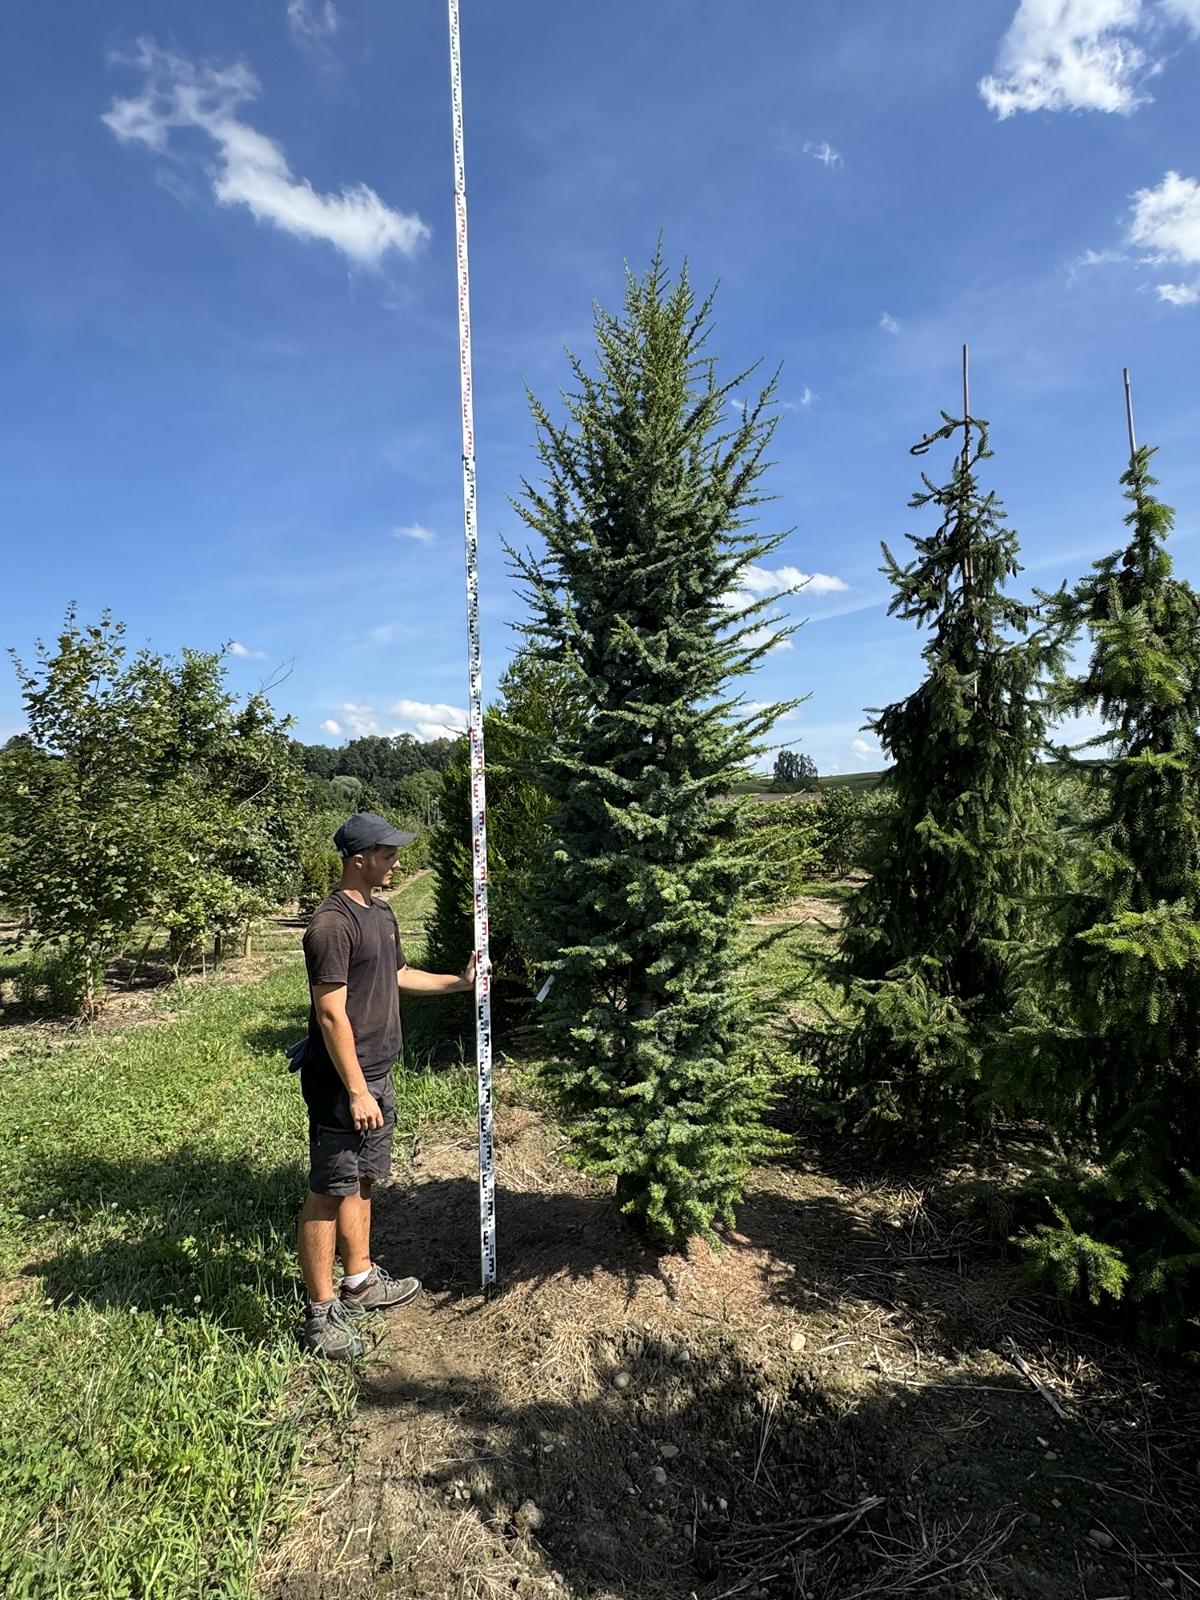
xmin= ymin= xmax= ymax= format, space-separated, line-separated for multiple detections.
xmin=0 ymin=959 xmax=474 ymax=1599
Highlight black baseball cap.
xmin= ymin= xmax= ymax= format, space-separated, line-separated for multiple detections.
xmin=333 ymin=812 xmax=417 ymax=857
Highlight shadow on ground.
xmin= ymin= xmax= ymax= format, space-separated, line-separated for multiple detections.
xmin=354 ymin=1358 xmax=1040 ymax=1600
xmin=23 ymin=1149 xmax=307 ymax=1339
xmin=269 ymin=1119 xmax=1200 ymax=1600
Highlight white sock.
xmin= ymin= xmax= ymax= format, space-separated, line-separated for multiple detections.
xmin=342 ymin=1268 xmax=371 ymax=1291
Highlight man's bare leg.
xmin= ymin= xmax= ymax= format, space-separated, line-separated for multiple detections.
xmin=298 ymin=1191 xmax=341 ymax=1303
xmin=336 ymin=1178 xmax=373 ymax=1279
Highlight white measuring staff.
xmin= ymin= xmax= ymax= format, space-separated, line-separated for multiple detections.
xmin=447 ymin=0 xmax=496 ymax=1290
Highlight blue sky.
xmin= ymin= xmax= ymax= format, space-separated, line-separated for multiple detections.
xmin=2 ymin=0 xmax=1198 ymax=774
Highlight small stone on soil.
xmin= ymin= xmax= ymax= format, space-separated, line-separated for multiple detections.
xmin=790 ymin=1330 xmax=807 ymax=1352
xmin=1088 ymin=1529 xmax=1114 ymax=1550
xmin=660 ymin=1443 xmax=679 ymax=1459
xmin=612 ymin=1370 xmax=632 ymax=1391
xmin=652 ymin=1466 xmax=668 ymax=1486
xmin=516 ymin=1500 xmax=544 ymax=1532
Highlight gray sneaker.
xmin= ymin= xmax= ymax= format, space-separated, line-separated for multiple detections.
xmin=340 ymin=1265 xmax=422 ymax=1318
xmin=301 ymin=1297 xmax=365 ymax=1360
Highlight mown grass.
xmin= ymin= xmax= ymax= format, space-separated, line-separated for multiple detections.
xmin=387 ymin=869 xmax=435 ymax=944
xmin=738 ymin=912 xmax=844 ymax=1030
xmin=0 ymin=869 xmax=833 ymax=1597
xmin=0 ymin=939 xmax=475 ymax=1599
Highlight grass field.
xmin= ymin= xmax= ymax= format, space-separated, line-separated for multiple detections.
xmin=0 ymin=866 xmax=822 ymax=1598
xmin=0 ymin=875 xmax=474 ymax=1600
xmin=4 ymin=873 xmax=1198 ymax=1599
xmin=729 ymin=771 xmax=885 ymax=796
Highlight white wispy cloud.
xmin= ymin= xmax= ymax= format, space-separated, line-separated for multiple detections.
xmin=392 ymin=522 xmax=437 ymax=544
xmin=880 ymin=311 xmax=901 ymax=334
xmin=1066 ymin=244 xmax=1128 ymax=282
xmin=980 ymin=0 xmax=1150 ymax=118
xmin=337 ymin=702 xmax=384 ymax=737
xmin=1129 ymin=170 xmax=1200 ymax=305
xmin=328 ymin=698 xmax=469 ymax=741
xmin=288 ymin=0 xmax=339 ymax=46
xmin=852 ymin=737 xmax=882 ymax=763
xmin=1160 ymin=0 xmax=1200 ymax=28
xmin=742 ymin=564 xmax=850 ymax=597
xmin=802 ymin=139 xmax=842 ymax=169
xmin=1129 ymin=170 xmax=1200 ymax=261
xmin=103 ymin=41 xmax=429 ymax=268
xmin=798 ymin=386 xmax=816 ymax=408
xmin=229 ymin=640 xmax=267 ymax=659
xmin=320 ymin=718 xmax=342 ymax=735
xmin=980 ymin=0 xmax=1200 ymax=119
xmin=389 ymin=698 xmax=468 ymax=740
xmin=1072 ymin=170 xmax=1200 ymax=303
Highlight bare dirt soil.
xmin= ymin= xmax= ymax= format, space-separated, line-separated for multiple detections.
xmin=267 ymin=1107 xmax=1200 ymax=1600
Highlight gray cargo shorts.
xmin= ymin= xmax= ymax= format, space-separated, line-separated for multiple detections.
xmin=305 ymin=1073 xmax=396 ymax=1197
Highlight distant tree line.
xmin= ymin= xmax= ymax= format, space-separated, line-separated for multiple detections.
xmin=291 ymin=731 xmax=458 ymax=804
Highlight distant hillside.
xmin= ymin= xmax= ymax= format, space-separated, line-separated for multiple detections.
xmin=817 ymin=770 xmax=884 ymax=792
xmin=736 ymin=758 xmax=1105 ymax=799
xmin=731 ymin=770 xmax=886 ymax=798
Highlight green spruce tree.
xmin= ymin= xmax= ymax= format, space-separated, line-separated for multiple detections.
xmin=424 ymin=647 xmax=582 ymax=1033
xmin=816 ymin=382 xmax=1057 ymax=1148
xmin=512 ymin=254 xmax=794 ymax=1244
xmin=1025 ymin=437 xmax=1200 ymax=1336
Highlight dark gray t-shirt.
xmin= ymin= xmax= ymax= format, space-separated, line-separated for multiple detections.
xmin=302 ymin=892 xmax=406 ymax=1081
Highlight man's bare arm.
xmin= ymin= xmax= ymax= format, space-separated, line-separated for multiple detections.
xmin=311 ymin=982 xmax=384 ymax=1131
xmin=397 ymin=951 xmax=477 ymax=996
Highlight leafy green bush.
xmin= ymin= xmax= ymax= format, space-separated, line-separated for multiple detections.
xmin=2 ymin=615 xmax=303 ymax=1011
xmin=12 ymin=948 xmax=87 ymax=1014
xmin=740 ymin=798 xmax=822 ymax=908
xmin=812 ymin=787 xmax=864 ymax=878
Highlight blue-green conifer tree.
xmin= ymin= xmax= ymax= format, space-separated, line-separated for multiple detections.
xmin=511 ymin=255 xmax=794 ymax=1243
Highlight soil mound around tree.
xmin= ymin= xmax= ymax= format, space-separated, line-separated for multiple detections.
xmin=267 ymin=1108 xmax=1200 ymax=1600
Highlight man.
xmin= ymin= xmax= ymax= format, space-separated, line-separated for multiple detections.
xmin=297 ymin=811 xmax=476 ymax=1359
